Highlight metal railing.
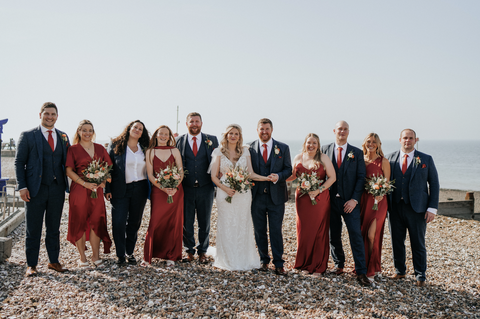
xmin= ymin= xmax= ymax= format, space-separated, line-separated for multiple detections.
xmin=1 ymin=185 xmax=17 ymax=222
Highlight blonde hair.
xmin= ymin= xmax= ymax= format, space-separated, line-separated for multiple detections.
xmin=362 ymin=133 xmax=384 ymax=156
xmin=301 ymin=133 xmax=323 ymax=168
xmin=220 ymin=124 xmax=243 ymax=161
xmin=73 ymin=120 xmax=96 ymax=144
xmin=148 ymin=125 xmax=176 ymax=149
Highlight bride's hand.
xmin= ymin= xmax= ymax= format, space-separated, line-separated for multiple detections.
xmin=224 ymin=187 xmax=235 ymax=197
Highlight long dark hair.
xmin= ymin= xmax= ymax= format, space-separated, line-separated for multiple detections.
xmin=111 ymin=120 xmax=150 ymax=155
xmin=148 ymin=125 xmax=176 ymax=149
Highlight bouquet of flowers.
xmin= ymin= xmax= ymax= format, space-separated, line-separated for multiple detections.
xmin=365 ymin=175 xmax=395 ymax=210
xmin=222 ymin=166 xmax=254 ymax=203
xmin=155 ymin=165 xmax=182 ymax=203
xmin=82 ymin=159 xmax=113 ymax=198
xmin=297 ymin=171 xmax=324 ymax=205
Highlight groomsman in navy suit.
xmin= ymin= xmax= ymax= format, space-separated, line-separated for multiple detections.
xmin=176 ymin=112 xmax=218 ymax=263
xmin=249 ymin=118 xmax=292 ymax=276
xmin=386 ymin=129 xmax=439 ymax=287
xmin=15 ymin=102 xmax=70 ymax=276
xmin=321 ymin=121 xmax=370 ymax=286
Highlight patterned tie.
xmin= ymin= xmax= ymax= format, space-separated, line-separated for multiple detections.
xmin=262 ymin=144 xmax=268 ymax=163
xmin=47 ymin=130 xmax=55 ymax=152
xmin=402 ymin=154 xmax=408 ymax=174
xmin=192 ymin=136 xmax=198 ymax=156
xmin=337 ymin=147 xmax=343 ymax=168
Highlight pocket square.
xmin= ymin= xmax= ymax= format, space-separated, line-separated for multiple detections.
xmin=422 ymin=164 xmax=426 ymax=168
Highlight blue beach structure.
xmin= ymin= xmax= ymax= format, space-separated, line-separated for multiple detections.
xmin=0 ymin=118 xmax=9 ymax=191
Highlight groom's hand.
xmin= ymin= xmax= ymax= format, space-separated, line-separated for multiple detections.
xmin=343 ymin=199 xmax=357 ymax=213
xmin=268 ymin=173 xmax=279 ymax=183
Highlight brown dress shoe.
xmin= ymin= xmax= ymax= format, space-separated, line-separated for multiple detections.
xmin=357 ymin=274 xmax=372 ymax=287
xmin=198 ymin=253 xmax=208 ymax=264
xmin=181 ymin=253 xmax=195 ymax=263
xmin=415 ymin=280 xmax=426 ymax=287
xmin=48 ymin=263 xmax=68 ymax=273
xmin=391 ymin=274 xmax=406 ymax=280
xmin=275 ymin=267 xmax=287 ymax=276
xmin=258 ymin=264 xmax=269 ymax=272
xmin=25 ymin=266 xmax=38 ymax=277
xmin=333 ymin=267 xmax=344 ymax=275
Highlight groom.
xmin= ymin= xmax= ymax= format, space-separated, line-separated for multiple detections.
xmin=176 ymin=112 xmax=218 ymax=263
xmin=321 ymin=120 xmax=370 ymax=286
xmin=249 ymin=118 xmax=292 ymax=275
xmin=386 ymin=129 xmax=439 ymax=287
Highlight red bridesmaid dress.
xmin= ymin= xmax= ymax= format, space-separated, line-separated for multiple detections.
xmin=143 ymin=147 xmax=184 ymax=263
xmin=360 ymin=156 xmax=388 ymax=277
xmin=294 ymin=163 xmax=330 ymax=274
xmin=66 ymin=143 xmax=112 ymax=253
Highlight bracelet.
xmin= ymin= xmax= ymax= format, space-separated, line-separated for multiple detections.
xmin=83 ymin=181 xmax=86 ymax=187
xmin=75 ymin=177 xmax=81 ymax=184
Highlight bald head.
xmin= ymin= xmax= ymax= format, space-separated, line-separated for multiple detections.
xmin=334 ymin=120 xmax=350 ymax=144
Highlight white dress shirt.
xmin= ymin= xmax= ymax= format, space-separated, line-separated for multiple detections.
xmin=188 ymin=133 xmax=202 ymax=151
xmin=40 ymin=125 xmax=57 ymax=150
xmin=258 ymin=138 xmax=273 ymax=161
xmin=334 ymin=142 xmax=347 ymax=164
xmin=399 ymin=148 xmax=437 ymax=215
xmin=125 ymin=143 xmax=147 ymax=183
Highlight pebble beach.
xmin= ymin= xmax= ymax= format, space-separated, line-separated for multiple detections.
xmin=1 ymin=157 xmax=480 ymax=318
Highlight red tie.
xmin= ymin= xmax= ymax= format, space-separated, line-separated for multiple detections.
xmin=47 ymin=130 xmax=55 ymax=152
xmin=337 ymin=147 xmax=343 ymax=168
xmin=402 ymin=154 xmax=408 ymax=174
xmin=192 ymin=136 xmax=198 ymax=156
xmin=262 ymin=144 xmax=268 ymax=163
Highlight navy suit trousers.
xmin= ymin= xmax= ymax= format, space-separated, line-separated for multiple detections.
xmin=329 ymin=197 xmax=367 ymax=274
xmin=251 ymin=192 xmax=285 ymax=268
xmin=25 ymin=180 xmax=65 ymax=267
xmin=388 ymin=200 xmax=427 ymax=281
xmin=111 ymin=180 xmax=148 ymax=258
xmin=183 ymin=185 xmax=214 ymax=255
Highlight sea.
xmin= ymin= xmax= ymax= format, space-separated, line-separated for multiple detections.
xmin=97 ymin=139 xmax=480 ymax=191
xmin=282 ymin=139 xmax=480 ymax=192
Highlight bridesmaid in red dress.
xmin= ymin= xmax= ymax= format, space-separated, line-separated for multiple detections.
xmin=292 ymin=133 xmax=336 ymax=276
xmin=143 ymin=125 xmax=184 ymax=267
xmin=360 ymin=133 xmax=391 ymax=282
xmin=65 ymin=120 xmax=113 ymax=269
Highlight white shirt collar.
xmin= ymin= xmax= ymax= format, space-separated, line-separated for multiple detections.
xmin=188 ymin=132 xmax=201 ymax=142
xmin=40 ymin=125 xmax=55 ymax=134
xmin=400 ymin=149 xmax=415 ymax=158
xmin=258 ymin=138 xmax=273 ymax=149
xmin=335 ymin=142 xmax=347 ymax=149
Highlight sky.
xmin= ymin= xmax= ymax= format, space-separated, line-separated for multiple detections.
xmin=1 ymin=1 xmax=479 ymax=144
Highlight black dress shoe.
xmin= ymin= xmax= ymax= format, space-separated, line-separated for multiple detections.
xmin=258 ymin=264 xmax=269 ymax=272
xmin=116 ymin=257 xmax=127 ymax=266
xmin=357 ymin=274 xmax=372 ymax=287
xmin=126 ymin=255 xmax=137 ymax=265
xmin=275 ymin=267 xmax=287 ymax=276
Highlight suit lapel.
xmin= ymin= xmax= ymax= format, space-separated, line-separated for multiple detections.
xmin=326 ymin=143 xmax=335 ymax=163
xmin=410 ymin=150 xmax=419 ymax=181
xmin=251 ymin=140 xmax=260 ymax=169
xmin=35 ymin=126 xmax=44 ymax=162
xmin=391 ymin=151 xmax=401 ymax=180
xmin=341 ymin=144 xmax=352 ymax=174
xmin=270 ymin=139 xmax=277 ymax=172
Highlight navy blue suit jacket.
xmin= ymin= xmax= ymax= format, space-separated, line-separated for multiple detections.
xmin=249 ymin=139 xmax=292 ymax=205
xmin=386 ymin=150 xmax=440 ymax=213
xmin=321 ymin=143 xmax=366 ymax=203
xmin=14 ymin=126 xmax=70 ymax=198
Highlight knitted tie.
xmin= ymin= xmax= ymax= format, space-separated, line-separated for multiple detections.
xmin=337 ymin=147 xmax=343 ymax=168
xmin=262 ymin=144 xmax=268 ymax=163
xmin=47 ymin=130 xmax=55 ymax=152
xmin=192 ymin=136 xmax=198 ymax=156
xmin=402 ymin=154 xmax=408 ymax=175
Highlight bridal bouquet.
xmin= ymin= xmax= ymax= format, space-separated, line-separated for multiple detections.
xmin=365 ymin=175 xmax=395 ymax=210
xmin=155 ymin=165 xmax=182 ymax=204
xmin=222 ymin=166 xmax=254 ymax=203
xmin=82 ymin=159 xmax=113 ymax=198
xmin=297 ymin=171 xmax=324 ymax=205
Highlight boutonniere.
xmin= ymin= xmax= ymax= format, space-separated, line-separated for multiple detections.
xmin=274 ymin=145 xmax=280 ymax=157
xmin=61 ymin=134 xmax=69 ymax=147
xmin=415 ymin=156 xmax=421 ymax=167
xmin=205 ymin=136 xmax=213 ymax=149
xmin=347 ymin=151 xmax=355 ymax=161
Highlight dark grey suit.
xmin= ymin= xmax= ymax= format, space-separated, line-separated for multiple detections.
xmin=387 ymin=150 xmax=439 ymax=281
xmin=321 ymin=143 xmax=367 ymax=274
xmin=15 ymin=126 xmax=69 ymax=267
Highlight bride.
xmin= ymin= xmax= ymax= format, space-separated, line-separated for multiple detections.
xmin=209 ymin=124 xmax=270 ymax=271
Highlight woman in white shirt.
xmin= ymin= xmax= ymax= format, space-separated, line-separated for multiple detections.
xmin=105 ymin=120 xmax=150 ymax=266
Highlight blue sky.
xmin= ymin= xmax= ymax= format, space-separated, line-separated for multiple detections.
xmin=1 ymin=1 xmax=479 ymax=143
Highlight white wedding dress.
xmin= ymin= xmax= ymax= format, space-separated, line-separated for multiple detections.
xmin=208 ymin=147 xmax=260 ymax=271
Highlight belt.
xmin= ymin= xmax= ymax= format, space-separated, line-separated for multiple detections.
xmin=263 ymin=188 xmax=268 ymax=194
xmin=194 ymin=182 xmax=200 ymax=188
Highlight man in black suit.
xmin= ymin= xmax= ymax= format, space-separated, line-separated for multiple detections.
xmin=15 ymin=102 xmax=70 ymax=276
xmin=176 ymin=112 xmax=218 ymax=263
xmin=386 ymin=129 xmax=439 ymax=287
xmin=321 ymin=120 xmax=370 ymax=286
xmin=249 ymin=118 xmax=292 ymax=275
